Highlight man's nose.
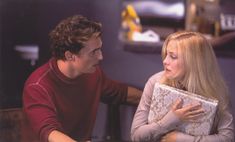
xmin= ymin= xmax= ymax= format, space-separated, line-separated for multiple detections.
xmin=97 ymin=51 xmax=103 ymax=60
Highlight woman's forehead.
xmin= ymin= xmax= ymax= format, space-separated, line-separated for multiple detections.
xmin=167 ymin=41 xmax=178 ymax=51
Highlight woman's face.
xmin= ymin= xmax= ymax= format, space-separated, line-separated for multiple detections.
xmin=163 ymin=40 xmax=185 ymax=80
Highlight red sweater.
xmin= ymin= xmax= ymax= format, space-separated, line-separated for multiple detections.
xmin=23 ymin=58 xmax=128 ymax=142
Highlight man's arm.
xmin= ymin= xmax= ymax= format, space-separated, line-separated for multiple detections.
xmin=126 ymin=86 xmax=142 ymax=105
xmin=48 ymin=130 xmax=77 ymax=142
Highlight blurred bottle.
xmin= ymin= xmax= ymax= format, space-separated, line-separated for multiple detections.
xmin=121 ymin=4 xmax=142 ymax=41
xmin=186 ymin=0 xmax=221 ymax=37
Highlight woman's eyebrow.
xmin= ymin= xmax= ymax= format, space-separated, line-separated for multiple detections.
xmin=168 ymin=51 xmax=177 ymax=55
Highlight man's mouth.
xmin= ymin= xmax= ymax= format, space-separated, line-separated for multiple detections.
xmin=93 ymin=63 xmax=99 ymax=67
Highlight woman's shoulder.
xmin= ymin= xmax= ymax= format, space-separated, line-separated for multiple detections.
xmin=148 ymin=71 xmax=164 ymax=84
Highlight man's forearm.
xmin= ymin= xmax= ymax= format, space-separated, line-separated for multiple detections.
xmin=48 ymin=130 xmax=77 ymax=142
xmin=126 ymin=86 xmax=142 ymax=105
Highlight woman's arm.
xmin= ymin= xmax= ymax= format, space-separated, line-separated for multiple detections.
xmin=131 ymin=72 xmax=206 ymax=141
xmin=163 ymin=105 xmax=234 ymax=142
xmin=131 ymin=74 xmax=181 ymax=141
xmin=193 ymin=106 xmax=234 ymax=142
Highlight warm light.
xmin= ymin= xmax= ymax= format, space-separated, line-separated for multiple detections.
xmin=205 ymin=0 xmax=216 ymax=2
xmin=15 ymin=45 xmax=39 ymax=66
xmin=131 ymin=1 xmax=185 ymax=18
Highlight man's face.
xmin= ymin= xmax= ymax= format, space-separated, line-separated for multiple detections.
xmin=163 ymin=40 xmax=185 ymax=80
xmin=74 ymin=36 xmax=103 ymax=74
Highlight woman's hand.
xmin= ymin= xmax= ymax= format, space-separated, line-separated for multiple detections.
xmin=171 ymin=98 xmax=204 ymax=122
xmin=160 ymin=131 xmax=178 ymax=142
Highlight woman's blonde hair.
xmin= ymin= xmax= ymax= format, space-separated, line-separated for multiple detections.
xmin=161 ymin=31 xmax=229 ymax=110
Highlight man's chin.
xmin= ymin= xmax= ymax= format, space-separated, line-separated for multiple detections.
xmin=87 ymin=67 xmax=97 ymax=73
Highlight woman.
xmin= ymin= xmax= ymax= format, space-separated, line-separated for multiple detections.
xmin=131 ymin=31 xmax=234 ymax=142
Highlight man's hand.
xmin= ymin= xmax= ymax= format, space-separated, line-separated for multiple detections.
xmin=126 ymin=86 xmax=142 ymax=105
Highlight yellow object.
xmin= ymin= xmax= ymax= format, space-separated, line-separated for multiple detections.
xmin=122 ymin=5 xmax=138 ymax=19
xmin=121 ymin=4 xmax=142 ymax=40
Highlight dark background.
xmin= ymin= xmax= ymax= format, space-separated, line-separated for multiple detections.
xmin=0 ymin=0 xmax=235 ymax=141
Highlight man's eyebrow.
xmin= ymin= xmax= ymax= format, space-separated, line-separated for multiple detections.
xmin=92 ymin=47 xmax=101 ymax=52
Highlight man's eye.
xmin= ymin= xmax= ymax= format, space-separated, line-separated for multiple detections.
xmin=92 ymin=50 xmax=96 ymax=55
xmin=90 ymin=49 xmax=101 ymax=56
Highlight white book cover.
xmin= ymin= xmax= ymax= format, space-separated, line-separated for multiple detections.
xmin=148 ymin=83 xmax=218 ymax=136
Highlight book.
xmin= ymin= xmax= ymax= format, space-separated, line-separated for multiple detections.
xmin=148 ymin=83 xmax=218 ymax=136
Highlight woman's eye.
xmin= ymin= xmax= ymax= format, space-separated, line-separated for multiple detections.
xmin=170 ymin=55 xmax=177 ymax=59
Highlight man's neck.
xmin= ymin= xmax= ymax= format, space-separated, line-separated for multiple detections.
xmin=57 ymin=59 xmax=82 ymax=79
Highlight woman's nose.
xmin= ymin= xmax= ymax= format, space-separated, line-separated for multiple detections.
xmin=163 ymin=56 xmax=169 ymax=65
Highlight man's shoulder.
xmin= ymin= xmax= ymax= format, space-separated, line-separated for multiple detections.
xmin=25 ymin=60 xmax=52 ymax=85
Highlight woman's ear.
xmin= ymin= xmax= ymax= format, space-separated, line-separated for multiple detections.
xmin=64 ymin=51 xmax=74 ymax=61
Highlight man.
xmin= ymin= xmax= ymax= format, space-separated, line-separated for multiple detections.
xmin=23 ymin=15 xmax=142 ymax=142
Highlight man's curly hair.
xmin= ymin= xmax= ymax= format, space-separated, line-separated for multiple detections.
xmin=49 ymin=15 xmax=102 ymax=60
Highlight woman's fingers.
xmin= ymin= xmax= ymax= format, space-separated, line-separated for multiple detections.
xmin=172 ymin=98 xmax=183 ymax=110
xmin=182 ymin=102 xmax=202 ymax=112
xmin=172 ymin=99 xmax=205 ymax=122
xmin=186 ymin=113 xmax=206 ymax=122
xmin=188 ymin=108 xmax=204 ymax=115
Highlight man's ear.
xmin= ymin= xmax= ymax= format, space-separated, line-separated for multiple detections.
xmin=64 ymin=51 xmax=74 ymax=61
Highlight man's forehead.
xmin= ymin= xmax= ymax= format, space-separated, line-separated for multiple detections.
xmin=80 ymin=37 xmax=102 ymax=52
